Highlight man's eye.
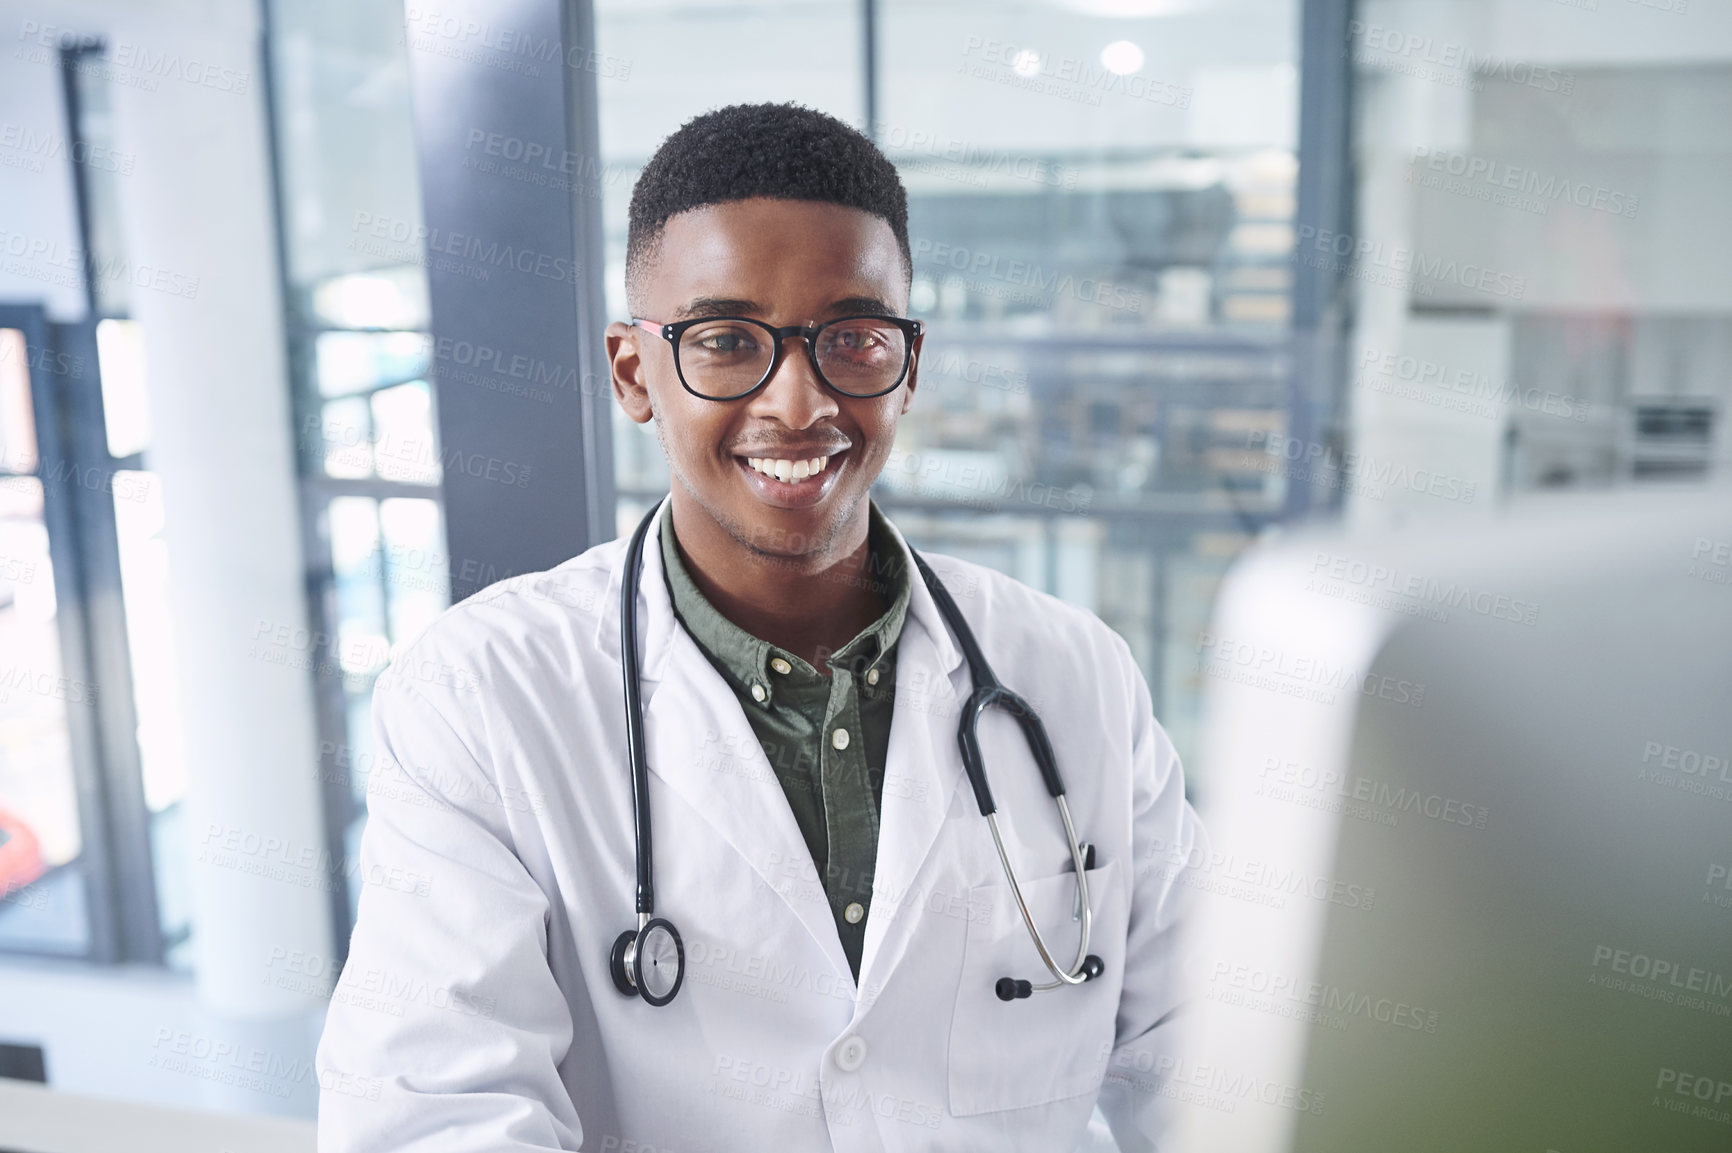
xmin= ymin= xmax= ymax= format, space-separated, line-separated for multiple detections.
xmin=828 ymin=328 xmax=885 ymax=353
xmin=691 ymin=328 xmax=759 ymax=354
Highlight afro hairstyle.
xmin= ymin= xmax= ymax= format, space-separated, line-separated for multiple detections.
xmin=624 ymin=102 xmax=911 ymax=308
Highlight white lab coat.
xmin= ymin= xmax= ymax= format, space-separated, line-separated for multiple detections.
xmin=316 ymin=503 xmax=1204 ymax=1152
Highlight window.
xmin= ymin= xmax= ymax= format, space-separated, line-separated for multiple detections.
xmin=0 ymin=43 xmax=190 ymax=963
xmin=265 ymin=0 xmax=448 ymax=931
xmin=597 ymin=0 xmax=1307 ymax=780
xmin=0 ymin=321 xmax=89 ymax=956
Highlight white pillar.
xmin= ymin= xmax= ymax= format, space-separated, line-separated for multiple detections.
xmin=105 ymin=2 xmax=331 ymax=1115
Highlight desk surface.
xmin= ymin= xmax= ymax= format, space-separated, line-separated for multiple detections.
xmin=0 ymin=1078 xmax=314 ymax=1153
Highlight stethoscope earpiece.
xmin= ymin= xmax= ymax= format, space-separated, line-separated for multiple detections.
xmin=996 ymin=955 xmax=1105 ymax=1001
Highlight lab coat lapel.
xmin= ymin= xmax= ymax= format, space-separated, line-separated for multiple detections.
xmin=640 ymin=637 xmax=855 ymax=983
xmin=608 ymin=502 xmax=853 ymax=985
xmin=857 ymin=528 xmax=971 ymax=996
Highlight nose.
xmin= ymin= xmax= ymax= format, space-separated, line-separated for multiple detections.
xmin=746 ymin=332 xmax=838 ymax=430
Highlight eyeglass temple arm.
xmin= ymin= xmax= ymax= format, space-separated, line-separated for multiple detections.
xmin=631 ymin=319 xmax=666 ymax=339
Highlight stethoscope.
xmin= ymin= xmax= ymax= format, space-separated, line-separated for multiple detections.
xmin=610 ymin=498 xmax=1105 ymax=1007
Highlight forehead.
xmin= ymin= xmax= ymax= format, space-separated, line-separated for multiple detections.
xmin=639 ymin=198 xmax=908 ymax=311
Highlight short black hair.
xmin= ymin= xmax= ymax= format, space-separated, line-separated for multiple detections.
xmin=625 ymin=103 xmax=910 ymax=307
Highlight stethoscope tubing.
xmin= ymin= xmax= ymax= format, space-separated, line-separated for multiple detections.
xmin=988 ymin=803 xmax=1094 ymax=989
xmin=907 ymin=547 xmax=1096 ymax=988
xmin=617 ymin=497 xmax=1099 ymax=997
xmin=620 ymin=504 xmax=660 ymax=919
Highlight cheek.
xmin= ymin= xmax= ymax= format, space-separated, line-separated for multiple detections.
xmin=653 ymin=392 xmax=730 ymax=462
xmin=860 ymin=404 xmax=904 ymax=454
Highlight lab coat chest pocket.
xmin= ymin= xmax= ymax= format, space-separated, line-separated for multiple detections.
xmin=946 ymin=859 xmax=1121 ymax=1116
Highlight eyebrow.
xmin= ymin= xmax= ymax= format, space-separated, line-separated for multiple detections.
xmin=671 ymin=296 xmax=760 ymax=320
xmin=669 ymin=295 xmax=899 ymax=321
xmin=829 ymin=295 xmax=896 ymax=316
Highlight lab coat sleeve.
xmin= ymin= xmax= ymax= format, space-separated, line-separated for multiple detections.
xmin=1095 ymin=638 xmax=1209 ymax=1153
xmin=316 ymin=671 xmax=582 ymax=1152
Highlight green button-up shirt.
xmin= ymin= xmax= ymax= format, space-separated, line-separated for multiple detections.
xmin=660 ymin=503 xmax=910 ymax=981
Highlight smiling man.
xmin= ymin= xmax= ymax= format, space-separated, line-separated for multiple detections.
xmin=318 ymin=103 xmax=1205 ymax=1153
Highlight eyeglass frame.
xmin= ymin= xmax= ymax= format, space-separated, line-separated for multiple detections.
xmin=631 ymin=313 xmax=924 ymax=402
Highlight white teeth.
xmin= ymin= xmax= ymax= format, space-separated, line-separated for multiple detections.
xmin=745 ymin=455 xmax=834 ymax=481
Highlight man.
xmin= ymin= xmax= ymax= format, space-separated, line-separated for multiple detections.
xmin=318 ymin=103 xmax=1204 ymax=1152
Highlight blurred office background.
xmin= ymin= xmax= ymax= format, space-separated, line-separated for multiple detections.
xmin=0 ymin=0 xmax=1727 ymax=1133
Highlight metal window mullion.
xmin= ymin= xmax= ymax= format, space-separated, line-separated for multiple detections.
xmin=1147 ymin=541 xmax=1168 ymax=722
xmin=307 ymin=478 xmax=362 ymax=947
xmin=58 ymin=44 xmax=105 ymax=324
xmin=1288 ymin=0 xmax=1357 ymax=520
xmin=45 ymin=36 xmax=168 ymax=965
xmin=51 ymin=319 xmax=162 ymax=963
xmin=862 ymin=0 xmax=879 ymax=140
xmin=57 ymin=37 xmax=165 ymax=963
xmin=257 ymin=0 xmax=365 ymax=957
xmin=296 ymin=470 xmax=361 ymax=959
xmin=373 ymin=496 xmax=395 ymax=653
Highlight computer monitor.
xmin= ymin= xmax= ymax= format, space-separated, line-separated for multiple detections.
xmin=1165 ymin=486 xmax=1732 ymax=1152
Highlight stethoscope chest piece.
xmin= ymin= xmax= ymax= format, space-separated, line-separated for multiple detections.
xmin=611 ymin=918 xmax=685 ymax=1006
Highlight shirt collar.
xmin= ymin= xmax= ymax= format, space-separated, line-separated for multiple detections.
xmin=659 ymin=500 xmax=912 ymax=703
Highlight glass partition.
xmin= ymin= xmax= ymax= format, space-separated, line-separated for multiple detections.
xmin=597 ymin=0 xmax=1303 ymax=778
xmin=267 ymin=0 xmax=447 ymax=923
xmin=1348 ymin=3 xmax=1732 ymax=514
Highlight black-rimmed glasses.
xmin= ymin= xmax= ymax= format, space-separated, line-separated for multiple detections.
xmin=632 ymin=314 xmax=923 ymax=401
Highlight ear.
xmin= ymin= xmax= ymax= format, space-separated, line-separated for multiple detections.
xmin=606 ymin=321 xmax=654 ymax=424
xmin=899 ymin=330 xmax=923 ymax=415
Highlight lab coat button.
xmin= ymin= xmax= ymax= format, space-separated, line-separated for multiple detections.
xmin=834 ymin=1036 xmax=867 ymax=1071
xmin=831 ymin=728 xmax=850 ymax=750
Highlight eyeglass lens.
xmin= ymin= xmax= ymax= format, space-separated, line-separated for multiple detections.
xmin=677 ymin=318 xmax=908 ymax=398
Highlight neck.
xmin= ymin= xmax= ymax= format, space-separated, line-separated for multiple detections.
xmin=668 ymin=495 xmax=886 ymax=669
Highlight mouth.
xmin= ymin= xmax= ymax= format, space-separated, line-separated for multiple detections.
xmin=734 ymin=449 xmax=846 ymax=509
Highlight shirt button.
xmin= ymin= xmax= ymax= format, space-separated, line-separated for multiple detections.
xmin=844 ymin=901 xmax=865 ymax=924
xmin=865 ymin=667 xmax=881 ymax=686
xmin=750 ymin=683 xmax=766 ymax=703
xmin=770 ymin=657 xmax=792 ymax=675
xmin=834 ymin=1035 xmax=868 ymax=1072
xmin=831 ymin=728 xmax=850 ymax=751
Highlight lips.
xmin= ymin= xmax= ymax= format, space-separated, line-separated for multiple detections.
xmin=733 ymin=448 xmax=847 ymax=509
xmin=744 ymin=455 xmax=830 ymax=483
